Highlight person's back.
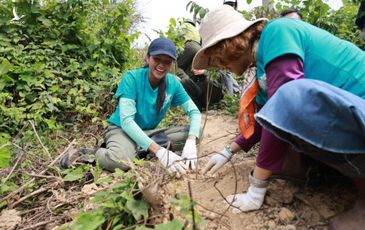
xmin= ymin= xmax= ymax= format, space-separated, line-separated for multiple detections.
xmin=257 ymin=18 xmax=365 ymax=103
xmin=177 ymin=20 xmax=201 ymax=77
xmin=223 ymin=0 xmax=237 ymax=10
xmin=279 ymin=8 xmax=302 ymax=20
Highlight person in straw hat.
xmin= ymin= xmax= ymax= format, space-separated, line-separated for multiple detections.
xmin=195 ymin=5 xmax=365 ymax=229
xmin=280 ymin=8 xmax=302 ymax=20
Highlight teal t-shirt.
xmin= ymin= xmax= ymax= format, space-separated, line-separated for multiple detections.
xmin=256 ymin=18 xmax=365 ymax=105
xmin=108 ymin=67 xmax=190 ymax=129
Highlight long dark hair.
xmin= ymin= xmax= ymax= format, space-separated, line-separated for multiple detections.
xmin=144 ymin=56 xmax=166 ymax=115
xmin=156 ymin=78 xmax=166 ymax=115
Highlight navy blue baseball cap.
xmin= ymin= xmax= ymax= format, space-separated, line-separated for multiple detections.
xmin=147 ymin=38 xmax=176 ymax=60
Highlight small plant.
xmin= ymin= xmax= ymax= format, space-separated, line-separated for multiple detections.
xmin=158 ymin=107 xmax=188 ymax=128
xmin=0 ymin=133 xmax=11 ymax=168
xmin=218 ymin=93 xmax=240 ymax=116
xmin=70 ymin=169 xmax=149 ymax=230
xmin=171 ymin=193 xmax=206 ymax=230
xmin=62 ymin=164 xmax=90 ymax=182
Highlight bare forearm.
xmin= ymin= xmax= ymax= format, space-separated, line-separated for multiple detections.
xmin=230 ymin=142 xmax=242 ymax=154
xmin=148 ymin=142 xmax=160 ymax=154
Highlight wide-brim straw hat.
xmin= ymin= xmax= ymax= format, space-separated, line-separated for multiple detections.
xmin=192 ymin=5 xmax=268 ymax=70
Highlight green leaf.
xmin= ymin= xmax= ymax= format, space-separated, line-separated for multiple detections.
xmin=19 ymin=75 xmax=44 ymax=87
xmin=0 ymin=200 xmax=7 ymax=210
xmin=44 ymin=117 xmax=57 ymax=130
xmin=0 ymin=145 xmax=10 ymax=168
xmin=112 ymin=224 xmax=125 ymax=230
xmin=0 ymin=180 xmax=17 ymax=195
xmin=0 ymin=133 xmax=11 ymax=168
xmin=126 ymin=199 xmax=148 ymax=221
xmin=38 ymin=17 xmax=53 ymax=27
xmin=0 ymin=59 xmax=12 ymax=76
xmin=72 ymin=212 xmax=105 ymax=230
xmin=136 ymin=227 xmax=152 ymax=230
xmin=155 ymin=219 xmax=184 ymax=230
xmin=95 ymin=175 xmax=113 ymax=185
xmin=92 ymin=160 xmax=102 ymax=182
xmin=63 ymin=165 xmax=89 ymax=182
xmin=113 ymin=168 xmax=125 ymax=178
xmin=247 ymin=0 xmax=253 ymax=4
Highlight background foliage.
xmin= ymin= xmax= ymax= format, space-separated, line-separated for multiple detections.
xmin=0 ymin=0 xmax=140 ymax=139
xmin=1 ymin=0 xmax=364 ymax=228
xmin=187 ymin=0 xmax=365 ymax=49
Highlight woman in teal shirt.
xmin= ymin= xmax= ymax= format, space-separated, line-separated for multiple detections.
xmin=96 ymin=38 xmax=201 ymax=175
xmin=193 ymin=5 xmax=365 ymax=229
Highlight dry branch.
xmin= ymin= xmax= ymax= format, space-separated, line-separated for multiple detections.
xmin=10 ymin=186 xmax=49 ymax=208
xmin=19 ymin=219 xmax=56 ymax=230
xmin=0 ymin=139 xmax=77 ymax=206
xmin=29 ymin=120 xmax=51 ymax=158
xmin=188 ymin=181 xmax=196 ymax=230
xmin=4 ymin=149 xmax=24 ymax=183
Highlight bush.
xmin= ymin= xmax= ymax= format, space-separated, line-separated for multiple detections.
xmin=0 ymin=0 xmax=141 ymax=136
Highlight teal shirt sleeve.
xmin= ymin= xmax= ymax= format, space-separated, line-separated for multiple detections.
xmin=119 ymin=98 xmax=153 ymax=150
xmin=180 ymin=99 xmax=201 ymax=138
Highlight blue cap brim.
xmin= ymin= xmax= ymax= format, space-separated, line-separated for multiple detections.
xmin=149 ymin=50 xmax=176 ymax=60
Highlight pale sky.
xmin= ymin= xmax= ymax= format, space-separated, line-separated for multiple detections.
xmin=134 ymin=0 xmax=343 ymax=48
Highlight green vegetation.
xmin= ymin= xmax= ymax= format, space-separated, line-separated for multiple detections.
xmin=187 ymin=0 xmax=364 ymax=49
xmin=68 ymin=169 xmax=149 ymax=230
xmin=0 ymin=0 xmax=140 ymax=138
xmin=0 ymin=0 xmax=364 ymax=229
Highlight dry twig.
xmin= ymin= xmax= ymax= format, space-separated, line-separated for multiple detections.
xmin=205 ymin=132 xmax=236 ymax=145
xmin=212 ymin=155 xmax=241 ymax=221
xmin=20 ymin=218 xmax=56 ymax=230
xmin=188 ymin=181 xmax=196 ymax=230
xmin=10 ymin=184 xmax=54 ymax=208
xmin=4 ymin=149 xmax=24 ymax=183
xmin=0 ymin=139 xmax=77 ymax=206
xmin=29 ymin=120 xmax=51 ymax=158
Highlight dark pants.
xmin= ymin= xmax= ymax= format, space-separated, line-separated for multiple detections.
xmin=95 ymin=124 xmax=190 ymax=172
xmin=356 ymin=0 xmax=365 ymax=30
xmin=177 ymin=41 xmax=224 ymax=111
xmin=179 ymin=73 xmax=224 ymax=111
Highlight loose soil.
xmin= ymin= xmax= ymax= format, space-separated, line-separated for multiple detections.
xmin=164 ymin=111 xmax=357 ymax=230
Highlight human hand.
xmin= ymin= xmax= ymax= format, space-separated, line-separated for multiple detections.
xmin=191 ymin=68 xmax=205 ymax=76
xmin=202 ymin=146 xmax=232 ymax=175
xmin=181 ymin=138 xmax=197 ymax=170
xmin=156 ymin=147 xmax=187 ymax=175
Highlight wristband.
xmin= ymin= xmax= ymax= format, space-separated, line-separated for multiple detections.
xmin=224 ymin=145 xmax=233 ymax=156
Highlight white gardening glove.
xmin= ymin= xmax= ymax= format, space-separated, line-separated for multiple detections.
xmin=225 ymin=171 xmax=268 ymax=213
xmin=156 ymin=147 xmax=187 ymax=175
xmin=202 ymin=146 xmax=232 ymax=175
xmin=181 ymin=138 xmax=197 ymax=170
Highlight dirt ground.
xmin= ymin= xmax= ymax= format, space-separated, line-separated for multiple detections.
xmin=0 ymin=111 xmax=359 ymax=230
xmin=165 ymin=111 xmax=358 ymax=230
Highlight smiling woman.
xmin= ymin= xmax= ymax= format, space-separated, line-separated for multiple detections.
xmin=94 ymin=37 xmax=202 ymax=175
